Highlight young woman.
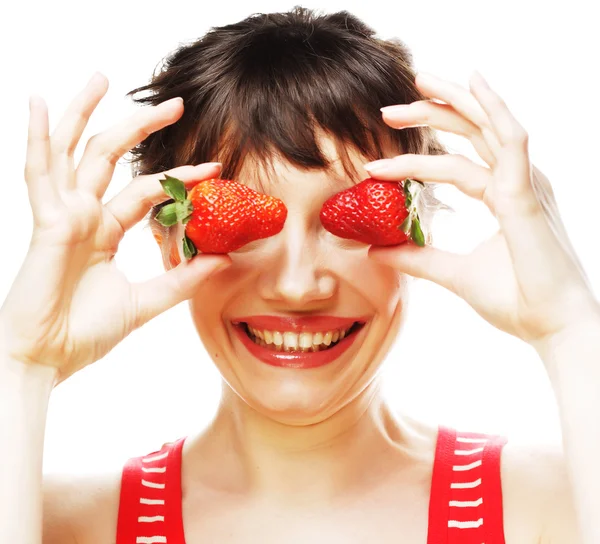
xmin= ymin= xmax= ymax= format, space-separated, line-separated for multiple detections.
xmin=1 ymin=7 xmax=598 ymax=544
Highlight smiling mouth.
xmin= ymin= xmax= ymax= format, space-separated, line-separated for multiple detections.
xmin=240 ymin=322 xmax=364 ymax=353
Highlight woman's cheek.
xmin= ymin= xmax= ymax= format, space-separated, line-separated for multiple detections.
xmin=327 ymin=242 xmax=391 ymax=282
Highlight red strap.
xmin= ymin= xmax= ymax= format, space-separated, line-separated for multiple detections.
xmin=427 ymin=425 xmax=456 ymax=544
xmin=116 ymin=454 xmax=145 ymax=544
xmin=165 ymin=438 xmax=187 ymax=543
xmin=482 ymin=434 xmax=508 ymax=544
xmin=427 ymin=426 xmax=507 ymax=544
xmin=116 ymin=438 xmax=187 ymax=544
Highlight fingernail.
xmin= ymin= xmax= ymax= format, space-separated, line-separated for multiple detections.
xmin=368 ymin=247 xmax=391 ymax=263
xmin=29 ymin=94 xmax=43 ymax=110
xmin=380 ymin=105 xmax=409 ymax=114
xmin=90 ymin=71 xmax=105 ymax=85
xmin=208 ymin=259 xmax=232 ymax=275
xmin=471 ymin=70 xmax=490 ymax=89
xmin=364 ymin=159 xmax=393 ymax=172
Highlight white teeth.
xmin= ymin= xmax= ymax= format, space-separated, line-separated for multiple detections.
xmin=299 ymin=332 xmax=313 ymax=349
xmin=245 ymin=323 xmax=357 ymax=352
xmin=283 ymin=332 xmax=299 ymax=350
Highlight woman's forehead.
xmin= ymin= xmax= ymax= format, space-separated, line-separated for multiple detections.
xmin=234 ymin=132 xmax=396 ymax=192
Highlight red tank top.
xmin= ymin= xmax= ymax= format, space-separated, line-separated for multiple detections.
xmin=116 ymin=425 xmax=507 ymax=543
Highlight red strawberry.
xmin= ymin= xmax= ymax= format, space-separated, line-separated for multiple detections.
xmin=320 ymin=178 xmax=426 ymax=247
xmin=155 ymin=176 xmax=287 ymax=257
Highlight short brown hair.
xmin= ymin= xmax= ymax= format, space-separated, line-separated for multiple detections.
xmin=125 ymin=6 xmax=448 ymax=240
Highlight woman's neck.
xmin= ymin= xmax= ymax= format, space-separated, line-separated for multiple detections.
xmin=184 ymin=378 xmax=430 ymax=503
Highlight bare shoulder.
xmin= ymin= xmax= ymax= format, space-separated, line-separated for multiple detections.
xmin=500 ymin=437 xmax=581 ymax=544
xmin=42 ymin=468 xmax=122 ymax=544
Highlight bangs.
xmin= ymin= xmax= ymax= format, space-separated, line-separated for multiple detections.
xmin=125 ymin=7 xmax=447 ymax=227
xmin=192 ymin=29 xmax=416 ymax=190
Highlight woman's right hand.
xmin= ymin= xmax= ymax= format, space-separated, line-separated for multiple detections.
xmin=0 ymin=72 xmax=231 ymax=385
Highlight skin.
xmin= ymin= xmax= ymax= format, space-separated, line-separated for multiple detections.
xmin=140 ymin=73 xmax=585 ymax=541
xmin=5 ymin=69 xmax=589 ymax=542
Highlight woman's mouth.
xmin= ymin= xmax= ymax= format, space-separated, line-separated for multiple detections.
xmin=231 ymin=316 xmax=367 ymax=369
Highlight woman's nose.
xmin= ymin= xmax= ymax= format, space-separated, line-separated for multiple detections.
xmin=257 ymin=226 xmax=337 ymax=307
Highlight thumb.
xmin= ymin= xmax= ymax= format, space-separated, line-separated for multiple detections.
xmin=132 ymin=254 xmax=232 ymax=327
xmin=368 ymin=244 xmax=462 ymax=295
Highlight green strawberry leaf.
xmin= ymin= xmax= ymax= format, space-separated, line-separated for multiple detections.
xmin=155 ymin=203 xmax=179 ymax=227
xmin=175 ymin=200 xmax=194 ymax=223
xmin=411 ymin=215 xmax=425 ymax=247
xmin=403 ymin=179 xmax=413 ymax=208
xmin=160 ymin=175 xmax=187 ymax=202
xmin=182 ymin=234 xmax=198 ymax=260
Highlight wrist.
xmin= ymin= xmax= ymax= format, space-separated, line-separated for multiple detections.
xmin=530 ymin=315 xmax=600 ymax=380
xmin=0 ymin=353 xmax=59 ymax=392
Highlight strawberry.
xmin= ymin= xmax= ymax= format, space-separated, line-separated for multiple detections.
xmin=320 ymin=178 xmax=427 ymax=247
xmin=155 ymin=176 xmax=287 ymax=257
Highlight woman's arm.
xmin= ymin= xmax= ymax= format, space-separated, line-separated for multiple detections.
xmin=532 ymin=318 xmax=600 ymax=544
xmin=364 ymin=70 xmax=599 ymax=543
xmin=0 ymin=354 xmax=57 ymax=544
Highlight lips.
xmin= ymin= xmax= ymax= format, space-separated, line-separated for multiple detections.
xmin=230 ymin=315 xmax=367 ymax=369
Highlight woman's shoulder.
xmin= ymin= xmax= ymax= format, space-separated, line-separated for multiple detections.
xmin=42 ymin=468 xmax=122 ymax=544
xmin=404 ymin=416 xmax=580 ymax=543
xmin=42 ymin=439 xmax=177 ymax=544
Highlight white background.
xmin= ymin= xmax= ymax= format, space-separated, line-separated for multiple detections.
xmin=1 ymin=0 xmax=598 ymax=474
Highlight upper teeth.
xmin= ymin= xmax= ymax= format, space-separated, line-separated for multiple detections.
xmin=246 ymin=326 xmax=353 ymax=351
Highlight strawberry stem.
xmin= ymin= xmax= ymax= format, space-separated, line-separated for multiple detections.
xmin=400 ymin=178 xmax=426 ymax=247
xmin=157 ymin=174 xmax=197 ymax=260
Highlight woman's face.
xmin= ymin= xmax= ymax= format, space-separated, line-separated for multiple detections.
xmin=162 ymin=135 xmax=410 ymax=424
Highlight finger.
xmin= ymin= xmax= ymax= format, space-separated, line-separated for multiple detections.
xmin=466 ymin=72 xmax=582 ymax=291
xmin=467 ymin=72 xmax=540 ymax=216
xmin=415 ymin=72 xmax=502 ymax=159
xmin=76 ymin=96 xmax=185 ymax=199
xmin=469 ymin=71 xmax=529 ymax=150
xmin=50 ymin=72 xmax=109 ymax=190
xmin=132 ymin=254 xmax=232 ymax=328
xmin=364 ymin=153 xmax=494 ymax=208
xmin=368 ymin=243 xmax=463 ymax=295
xmin=24 ymin=94 xmax=60 ymax=217
xmin=105 ymin=162 xmax=223 ymax=233
xmin=381 ymin=100 xmax=496 ymax=168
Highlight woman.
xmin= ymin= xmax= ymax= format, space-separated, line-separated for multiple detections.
xmin=1 ymin=6 xmax=597 ymax=543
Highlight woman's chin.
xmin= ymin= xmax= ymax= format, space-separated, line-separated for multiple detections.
xmin=236 ymin=379 xmax=353 ymax=425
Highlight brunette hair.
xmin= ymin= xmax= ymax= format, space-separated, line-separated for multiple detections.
xmin=125 ymin=6 xmax=448 ymax=242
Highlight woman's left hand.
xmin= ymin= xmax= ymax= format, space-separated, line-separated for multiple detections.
xmin=366 ymin=71 xmax=599 ymax=346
